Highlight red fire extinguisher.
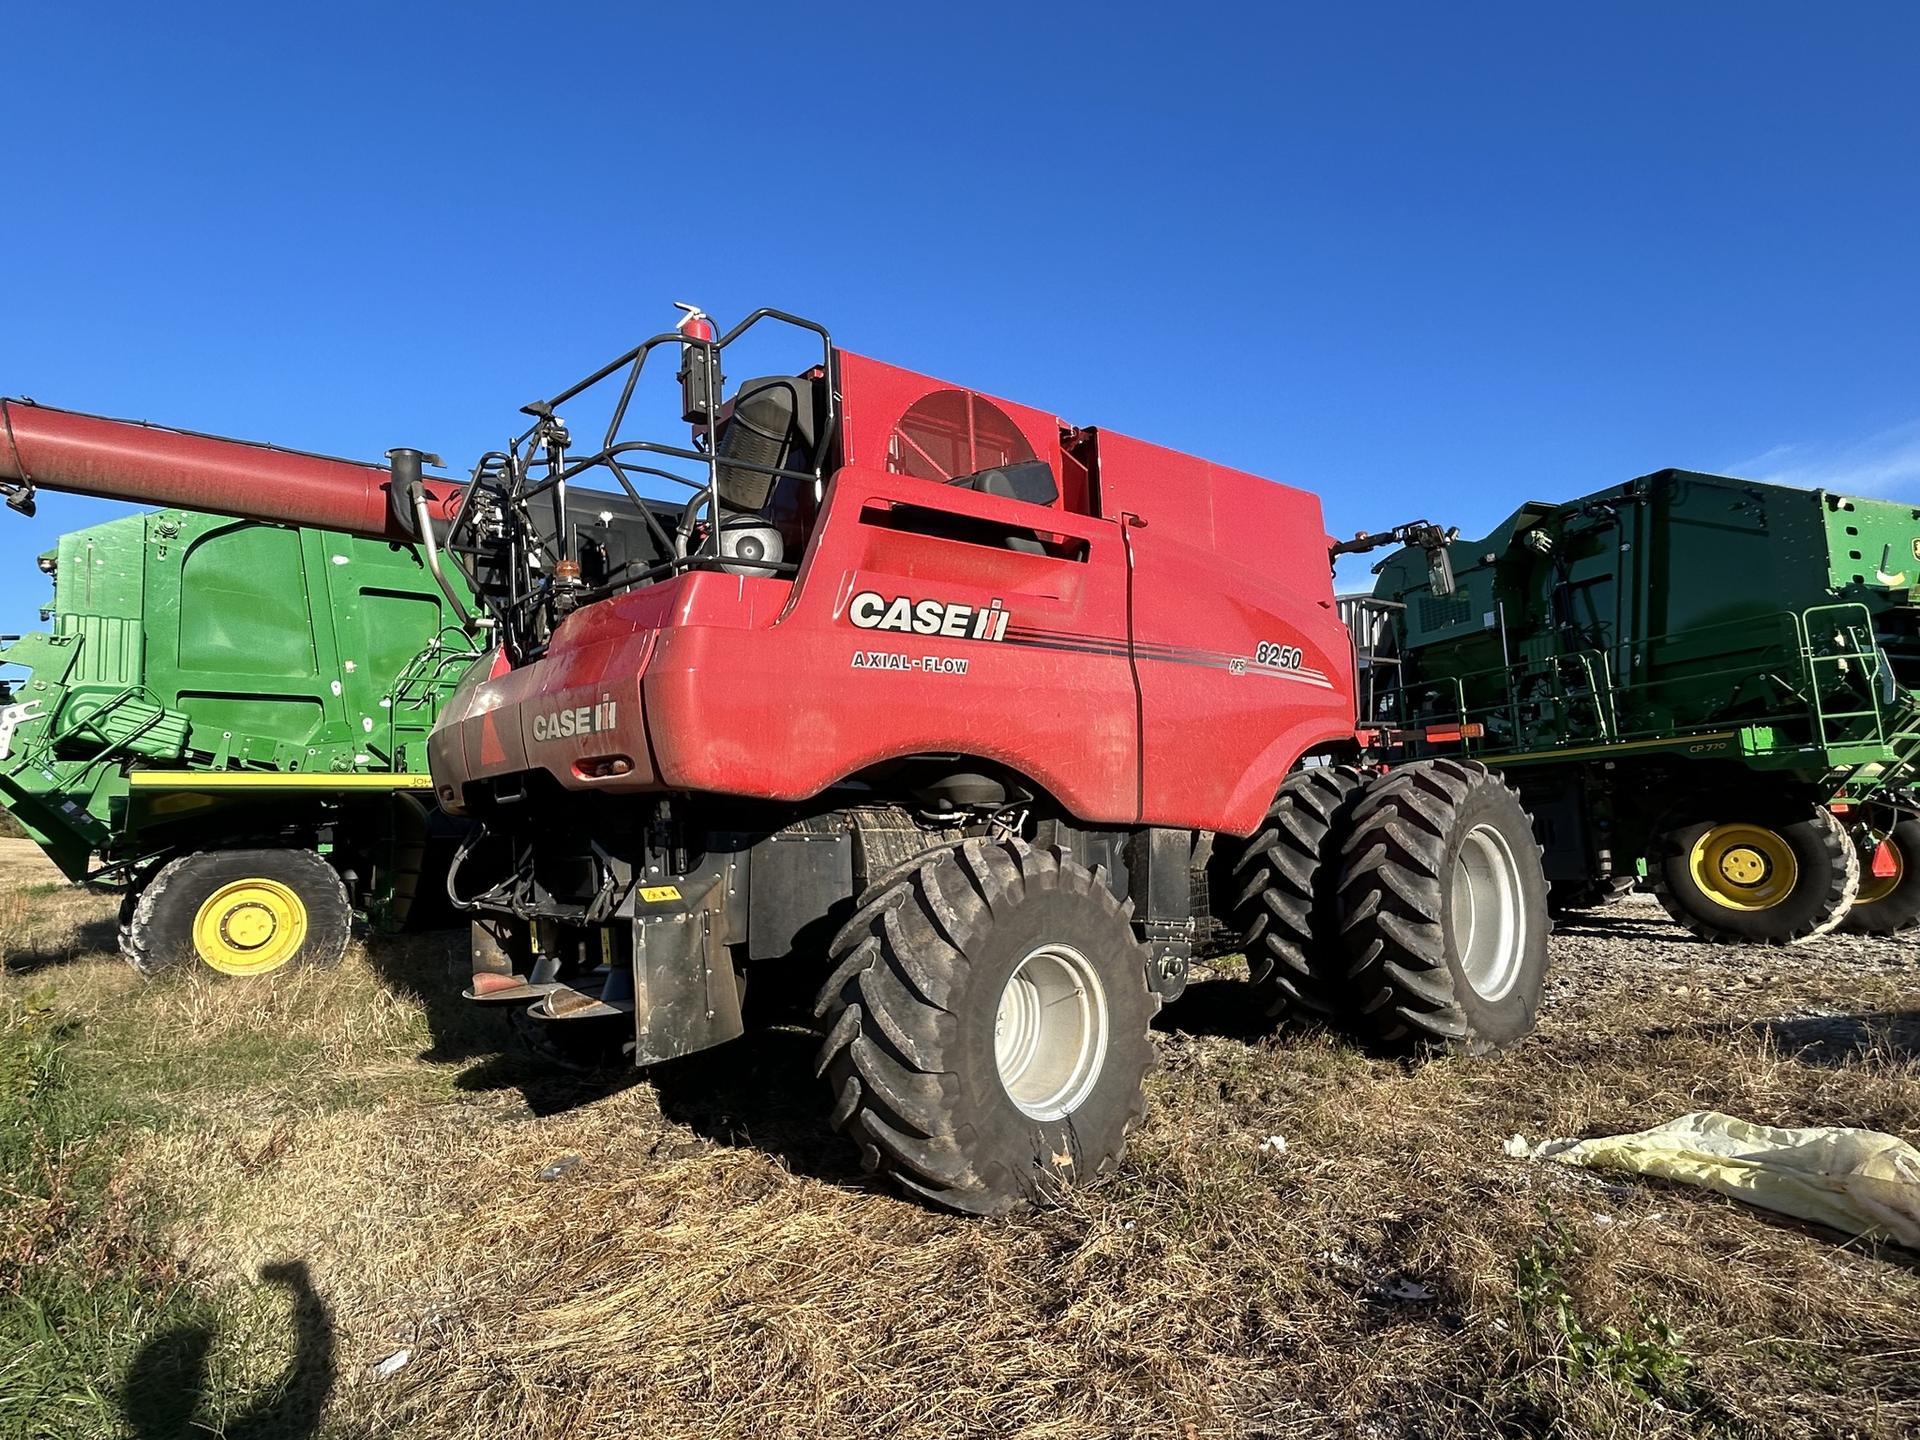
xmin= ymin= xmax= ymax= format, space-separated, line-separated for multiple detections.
xmin=675 ymin=302 xmax=719 ymax=425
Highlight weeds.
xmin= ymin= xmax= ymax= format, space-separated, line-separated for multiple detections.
xmin=0 ymin=987 xmax=334 ymax=1440
xmin=1514 ymin=1205 xmax=1694 ymax=1404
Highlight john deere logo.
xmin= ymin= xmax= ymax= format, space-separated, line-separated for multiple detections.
xmin=1911 ymin=538 xmax=1920 ymax=563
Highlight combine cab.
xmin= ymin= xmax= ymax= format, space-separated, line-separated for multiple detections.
xmin=1359 ymin=468 xmax=1920 ymax=942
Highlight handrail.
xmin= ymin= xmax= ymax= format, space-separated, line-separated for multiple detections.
xmin=448 ymin=308 xmax=838 ymax=662
xmin=1375 ymin=605 xmax=1895 ymax=759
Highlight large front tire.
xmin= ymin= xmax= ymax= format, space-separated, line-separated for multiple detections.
xmin=814 ymin=839 xmax=1156 ymax=1215
xmin=1338 ymin=759 xmax=1550 ymax=1054
xmin=1651 ymin=804 xmax=1858 ymax=945
xmin=124 ymin=848 xmax=352 ymax=978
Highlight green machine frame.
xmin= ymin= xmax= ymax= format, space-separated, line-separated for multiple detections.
xmin=1 ymin=506 xmax=481 ymax=932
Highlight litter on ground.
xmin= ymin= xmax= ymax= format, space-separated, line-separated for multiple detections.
xmin=1508 ymin=1110 xmax=1920 ymax=1248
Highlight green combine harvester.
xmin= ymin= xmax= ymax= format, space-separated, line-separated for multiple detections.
xmin=1 ymin=506 xmax=480 ymax=975
xmin=1358 ymin=468 xmax=1920 ymax=944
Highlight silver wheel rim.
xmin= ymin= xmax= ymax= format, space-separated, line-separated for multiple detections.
xmin=1451 ymin=822 xmax=1526 ymax=1001
xmin=993 ymin=943 xmax=1109 ymax=1120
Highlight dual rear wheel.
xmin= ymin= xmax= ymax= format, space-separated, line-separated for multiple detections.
xmin=815 ymin=760 xmax=1551 ymax=1213
xmin=1228 ymin=758 xmax=1551 ymax=1053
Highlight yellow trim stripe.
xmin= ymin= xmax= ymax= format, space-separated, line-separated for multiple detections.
xmin=1482 ymin=731 xmax=1739 ymax=766
xmin=128 ymin=772 xmax=436 ymax=791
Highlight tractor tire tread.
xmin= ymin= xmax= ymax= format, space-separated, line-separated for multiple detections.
xmin=1225 ymin=765 xmax=1365 ymax=1023
xmin=124 ymin=847 xmax=351 ymax=978
xmin=1652 ymin=804 xmax=1858 ymax=946
xmin=814 ymin=837 xmax=1153 ymax=1215
xmin=1337 ymin=759 xmax=1548 ymax=1055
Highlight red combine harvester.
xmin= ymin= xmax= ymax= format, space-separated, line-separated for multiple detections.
xmin=1 ymin=307 xmax=1549 ymax=1212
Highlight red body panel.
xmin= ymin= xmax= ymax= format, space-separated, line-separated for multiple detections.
xmin=433 ymin=468 xmax=1142 ymax=822
xmin=431 ymin=351 xmax=1359 ymax=837
xmin=0 ymin=399 xmax=462 ymax=540
xmin=1095 ymin=430 xmax=1357 ymax=834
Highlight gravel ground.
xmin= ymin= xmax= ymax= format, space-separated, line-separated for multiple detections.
xmin=1545 ymin=890 xmax=1920 ymax=1055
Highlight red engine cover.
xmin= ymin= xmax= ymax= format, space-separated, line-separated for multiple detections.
xmin=429 ymin=354 xmax=1357 ymax=836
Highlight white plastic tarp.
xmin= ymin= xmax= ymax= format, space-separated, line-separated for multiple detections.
xmin=1510 ymin=1110 xmax=1920 ymax=1249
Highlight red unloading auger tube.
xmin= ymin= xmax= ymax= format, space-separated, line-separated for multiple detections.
xmin=0 ymin=397 xmax=463 ymax=541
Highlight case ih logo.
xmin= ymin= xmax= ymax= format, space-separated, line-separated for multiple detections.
xmin=532 ymin=698 xmax=617 ymax=741
xmin=848 ymin=591 xmax=1010 ymax=642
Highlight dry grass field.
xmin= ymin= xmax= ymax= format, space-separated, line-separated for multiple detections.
xmin=3 ymin=834 xmax=1918 ymax=1439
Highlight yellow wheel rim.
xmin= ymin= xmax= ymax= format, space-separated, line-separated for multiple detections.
xmin=191 ymin=879 xmax=308 ymax=975
xmin=1688 ymin=823 xmax=1798 ymax=911
xmin=1855 ymin=832 xmax=1905 ymax=907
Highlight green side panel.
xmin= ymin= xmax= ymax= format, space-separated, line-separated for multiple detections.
xmin=1821 ymin=493 xmax=1920 ymax=593
xmin=1818 ymin=493 xmax=1920 ymax=684
xmin=173 ymin=691 xmax=328 ymax=748
xmin=354 ymin=590 xmax=445 ymax=694
xmin=175 ymin=522 xmax=318 ymax=677
xmin=2 ymin=502 xmax=483 ymax=888
xmin=1370 ymin=468 xmax=1920 ymax=782
xmin=51 ymin=512 xmax=147 ymax=688
xmin=53 ymin=513 xmax=146 ymax=621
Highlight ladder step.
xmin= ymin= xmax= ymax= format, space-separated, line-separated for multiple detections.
xmin=528 ymin=980 xmax=634 ymax=1021
xmin=463 ymin=978 xmax=564 ymax=1004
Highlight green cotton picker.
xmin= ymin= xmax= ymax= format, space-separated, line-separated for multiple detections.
xmin=0 ymin=399 xmax=480 ymax=976
xmin=1355 ymin=467 xmax=1920 ymax=943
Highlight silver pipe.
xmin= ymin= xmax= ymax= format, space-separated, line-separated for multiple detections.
xmin=413 ymin=485 xmax=479 ymax=629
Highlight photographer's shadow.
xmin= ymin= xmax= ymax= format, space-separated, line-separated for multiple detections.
xmin=122 ymin=1259 xmax=334 ymax=1440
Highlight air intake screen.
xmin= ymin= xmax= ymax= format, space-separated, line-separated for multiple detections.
xmin=887 ymin=390 xmax=1035 ymax=482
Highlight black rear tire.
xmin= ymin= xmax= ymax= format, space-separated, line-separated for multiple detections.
xmin=814 ymin=839 xmax=1156 ymax=1215
xmin=124 ymin=848 xmax=352 ymax=978
xmin=1338 ymin=759 xmax=1550 ymax=1055
xmin=1223 ymin=765 xmax=1365 ymax=1024
xmin=1651 ymin=803 xmax=1858 ymax=945
xmin=1838 ymin=816 xmax=1920 ymax=936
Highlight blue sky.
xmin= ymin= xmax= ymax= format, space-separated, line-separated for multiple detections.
xmin=3 ymin=3 xmax=1916 ymax=634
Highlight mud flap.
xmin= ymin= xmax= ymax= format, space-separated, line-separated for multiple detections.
xmin=627 ymin=880 xmax=745 ymax=1066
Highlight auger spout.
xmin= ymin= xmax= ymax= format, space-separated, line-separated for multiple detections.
xmin=0 ymin=398 xmax=460 ymax=540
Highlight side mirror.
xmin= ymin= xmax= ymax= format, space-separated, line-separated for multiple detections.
xmin=1427 ymin=544 xmax=1456 ymax=597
